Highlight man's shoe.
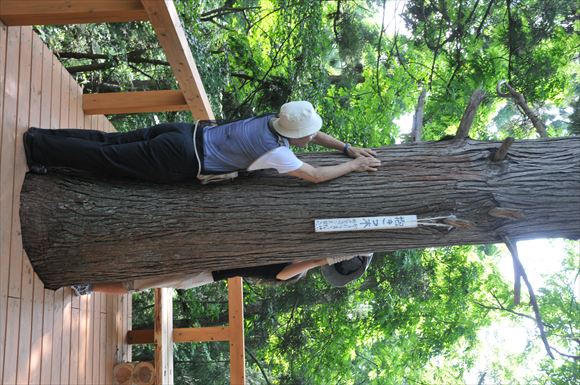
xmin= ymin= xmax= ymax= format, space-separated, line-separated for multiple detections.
xmin=29 ymin=164 xmax=48 ymax=174
xmin=23 ymin=131 xmax=48 ymax=174
xmin=23 ymin=132 xmax=34 ymax=165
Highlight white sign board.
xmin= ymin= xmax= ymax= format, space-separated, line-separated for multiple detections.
xmin=314 ymin=215 xmax=418 ymax=233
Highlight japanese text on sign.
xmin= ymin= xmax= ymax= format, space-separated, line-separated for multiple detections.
xmin=314 ymin=215 xmax=418 ymax=233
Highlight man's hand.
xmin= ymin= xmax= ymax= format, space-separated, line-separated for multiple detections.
xmin=346 ymin=146 xmax=377 ymax=159
xmin=288 ymin=156 xmax=381 ymax=183
xmin=311 ymin=132 xmax=378 ymax=158
xmin=351 ymin=156 xmax=381 ymax=172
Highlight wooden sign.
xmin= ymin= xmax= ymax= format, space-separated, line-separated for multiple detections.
xmin=314 ymin=215 xmax=418 ymax=233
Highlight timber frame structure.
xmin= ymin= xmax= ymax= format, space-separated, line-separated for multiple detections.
xmin=0 ymin=1 xmax=245 ymax=384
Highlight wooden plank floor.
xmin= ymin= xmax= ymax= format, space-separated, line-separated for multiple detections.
xmin=0 ymin=23 xmax=132 ymax=385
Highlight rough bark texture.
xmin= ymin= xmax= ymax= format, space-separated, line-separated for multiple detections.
xmin=20 ymin=138 xmax=580 ymax=289
xmin=498 ymin=81 xmax=548 ymax=137
xmin=411 ymin=87 xmax=427 ymax=142
xmin=456 ymin=89 xmax=486 ymax=139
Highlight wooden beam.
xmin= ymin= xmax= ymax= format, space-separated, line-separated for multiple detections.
xmin=175 ymin=326 xmax=230 ymax=343
xmin=127 ymin=330 xmax=153 ymax=345
xmin=83 ymin=90 xmax=189 ymax=115
xmin=0 ymin=0 xmax=148 ymax=26
xmin=127 ymin=326 xmax=230 ymax=344
xmin=228 ymin=277 xmax=246 ymax=385
xmin=141 ymin=0 xmax=214 ymax=120
xmin=154 ymin=288 xmax=173 ymax=385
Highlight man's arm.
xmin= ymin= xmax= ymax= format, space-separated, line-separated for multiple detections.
xmin=287 ymin=156 xmax=380 ymax=183
xmin=276 ymin=258 xmax=328 ymax=281
xmin=311 ymin=132 xmax=377 ymax=158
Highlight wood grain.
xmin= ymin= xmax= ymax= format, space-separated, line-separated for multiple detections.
xmin=19 ymin=138 xmax=580 ymax=288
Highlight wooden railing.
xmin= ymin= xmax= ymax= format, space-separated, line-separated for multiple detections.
xmin=127 ymin=279 xmax=245 ymax=385
xmin=0 ymin=0 xmax=215 ymax=120
xmin=0 ymin=1 xmax=242 ymax=384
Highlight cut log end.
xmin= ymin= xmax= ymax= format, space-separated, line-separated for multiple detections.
xmin=133 ymin=361 xmax=155 ymax=385
xmin=113 ymin=363 xmax=134 ymax=385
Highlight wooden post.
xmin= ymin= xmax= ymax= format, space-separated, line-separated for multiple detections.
xmin=228 ymin=278 xmax=245 ymax=385
xmin=154 ymin=288 xmax=173 ymax=385
xmin=83 ymin=90 xmax=189 ymax=115
xmin=140 ymin=0 xmax=214 ymax=120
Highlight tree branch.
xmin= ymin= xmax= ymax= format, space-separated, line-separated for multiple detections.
xmin=375 ymin=0 xmax=387 ymax=102
xmin=550 ymin=346 xmax=580 ymax=361
xmin=506 ymin=0 xmax=514 ymax=82
xmin=475 ymin=295 xmax=550 ymax=327
xmin=245 ymin=347 xmax=273 ymax=385
xmin=491 ymin=137 xmax=515 ymax=162
xmin=497 ymin=81 xmax=548 ymax=137
xmin=59 ymin=50 xmax=169 ymax=67
xmin=465 ymin=0 xmax=481 ymax=27
xmin=355 ymin=352 xmax=379 ymax=368
xmin=200 ymin=7 xmax=260 ymax=22
xmin=444 ymin=0 xmax=473 ymax=91
xmin=67 ymin=62 xmax=114 ymax=74
xmin=479 ymin=293 xmax=580 ymax=354
xmin=412 ymin=87 xmax=427 ymax=142
xmin=246 ymin=7 xmax=282 ymax=32
xmin=127 ymin=64 xmax=155 ymax=80
xmin=503 ymin=236 xmax=555 ymax=359
xmin=332 ymin=0 xmax=342 ymax=41
xmin=428 ymin=24 xmax=444 ymax=90
xmin=57 ymin=51 xmax=109 ymax=60
xmin=200 ymin=0 xmax=261 ymax=22
xmin=393 ymin=35 xmax=421 ymax=84
xmin=475 ymin=0 xmax=496 ymax=40
xmin=477 ymin=372 xmax=486 ymax=385
xmin=284 ymin=296 xmax=300 ymax=338
xmin=445 ymin=59 xmax=462 ymax=91
xmin=455 ymin=89 xmax=486 ymax=139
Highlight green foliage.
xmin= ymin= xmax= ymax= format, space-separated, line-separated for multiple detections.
xmin=36 ymin=0 xmax=579 ymax=383
xmin=132 ymin=246 xmax=514 ymax=384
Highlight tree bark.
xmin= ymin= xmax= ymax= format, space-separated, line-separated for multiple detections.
xmin=456 ymin=89 xmax=486 ymax=139
xmin=20 ymin=138 xmax=580 ymax=289
xmin=497 ymin=81 xmax=549 ymax=138
xmin=411 ymin=87 xmax=427 ymax=142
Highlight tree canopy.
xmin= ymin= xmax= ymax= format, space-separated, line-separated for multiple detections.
xmin=35 ymin=0 xmax=579 ymax=383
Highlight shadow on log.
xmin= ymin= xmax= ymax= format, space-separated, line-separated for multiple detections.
xmin=20 ymin=138 xmax=580 ymax=289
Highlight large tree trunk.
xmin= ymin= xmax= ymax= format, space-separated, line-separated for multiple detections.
xmin=20 ymin=138 xmax=580 ymax=289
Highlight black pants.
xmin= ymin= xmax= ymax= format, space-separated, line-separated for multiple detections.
xmin=26 ymin=123 xmax=199 ymax=183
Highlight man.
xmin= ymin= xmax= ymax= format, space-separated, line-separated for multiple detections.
xmin=71 ymin=254 xmax=373 ymax=295
xmin=24 ymin=101 xmax=380 ymax=183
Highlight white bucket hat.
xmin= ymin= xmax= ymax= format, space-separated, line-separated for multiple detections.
xmin=321 ymin=254 xmax=373 ymax=287
xmin=271 ymin=101 xmax=323 ymax=138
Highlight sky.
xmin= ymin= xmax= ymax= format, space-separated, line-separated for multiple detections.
xmin=374 ymin=0 xmax=410 ymax=37
xmin=500 ymin=238 xmax=571 ymax=289
xmin=464 ymin=239 xmax=574 ymax=383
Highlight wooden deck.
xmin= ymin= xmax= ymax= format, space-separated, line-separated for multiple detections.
xmin=0 ymin=23 xmax=131 ymax=385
